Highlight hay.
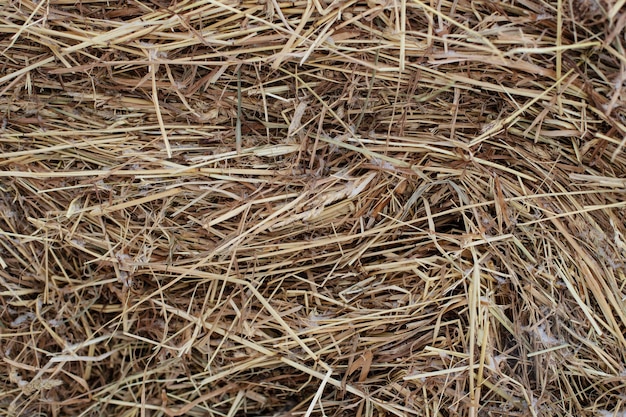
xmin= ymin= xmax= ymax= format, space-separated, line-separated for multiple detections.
xmin=0 ymin=0 xmax=625 ymax=416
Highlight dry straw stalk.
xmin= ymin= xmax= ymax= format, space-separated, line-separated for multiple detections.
xmin=1 ymin=0 xmax=625 ymax=416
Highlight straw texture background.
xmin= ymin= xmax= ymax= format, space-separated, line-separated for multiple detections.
xmin=1 ymin=0 xmax=625 ymax=416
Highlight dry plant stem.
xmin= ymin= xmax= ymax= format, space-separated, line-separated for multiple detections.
xmin=0 ymin=0 xmax=625 ymax=416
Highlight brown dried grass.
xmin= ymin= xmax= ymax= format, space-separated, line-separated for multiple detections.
xmin=1 ymin=0 xmax=625 ymax=416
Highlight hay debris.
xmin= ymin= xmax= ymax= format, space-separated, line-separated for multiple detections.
xmin=1 ymin=0 xmax=625 ymax=416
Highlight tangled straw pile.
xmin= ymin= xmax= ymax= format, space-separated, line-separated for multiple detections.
xmin=1 ymin=0 xmax=625 ymax=416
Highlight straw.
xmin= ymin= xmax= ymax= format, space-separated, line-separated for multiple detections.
xmin=1 ymin=0 xmax=625 ymax=416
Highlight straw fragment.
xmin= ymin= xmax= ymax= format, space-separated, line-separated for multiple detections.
xmin=1 ymin=0 xmax=625 ymax=416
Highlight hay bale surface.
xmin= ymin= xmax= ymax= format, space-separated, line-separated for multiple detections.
xmin=1 ymin=0 xmax=625 ymax=416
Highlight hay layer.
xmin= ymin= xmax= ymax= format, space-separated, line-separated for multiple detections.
xmin=1 ymin=0 xmax=625 ymax=416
